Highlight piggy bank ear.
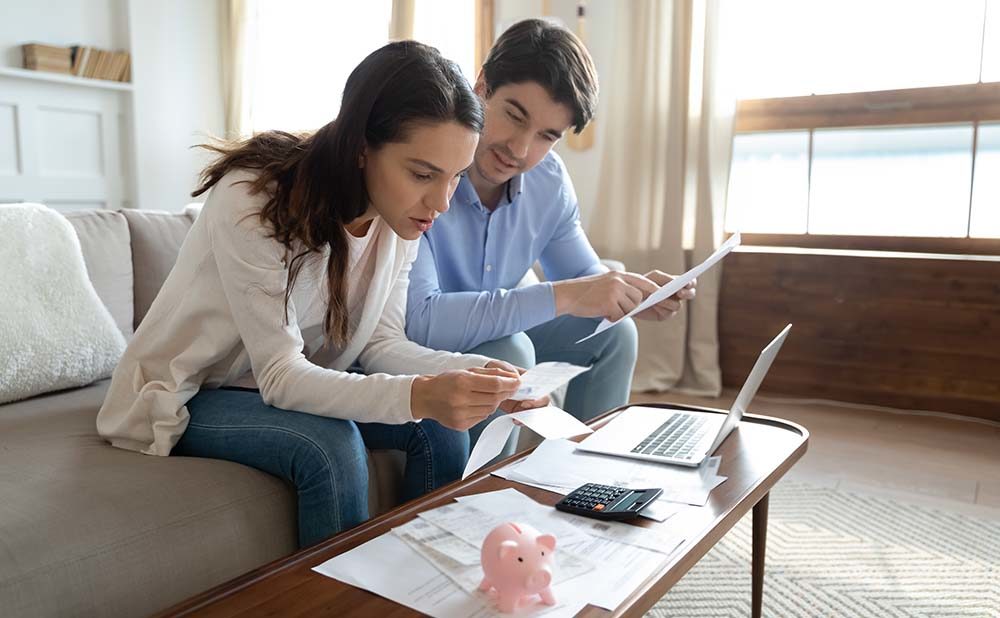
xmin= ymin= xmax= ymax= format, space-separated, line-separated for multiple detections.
xmin=499 ymin=540 xmax=519 ymax=560
xmin=537 ymin=534 xmax=556 ymax=551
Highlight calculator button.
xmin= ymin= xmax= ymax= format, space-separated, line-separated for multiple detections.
xmin=593 ymin=504 xmax=605 ymax=511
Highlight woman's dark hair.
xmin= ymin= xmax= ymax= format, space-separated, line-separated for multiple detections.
xmin=482 ymin=18 xmax=598 ymax=134
xmin=192 ymin=41 xmax=483 ymax=346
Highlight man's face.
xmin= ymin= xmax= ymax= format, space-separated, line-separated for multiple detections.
xmin=472 ymin=79 xmax=574 ymax=186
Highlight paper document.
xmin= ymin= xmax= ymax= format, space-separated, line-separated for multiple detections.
xmin=495 ymin=438 xmax=726 ymax=507
xmin=314 ymin=527 xmax=598 ymax=617
xmin=313 ymin=488 xmax=674 ymax=616
xmin=394 ymin=517 xmax=596 ymax=594
xmin=395 ymin=517 xmax=482 ymax=566
xmin=510 ymin=362 xmax=591 ymax=401
xmin=577 ymin=232 xmax=741 ymax=343
xmin=462 ymin=406 xmax=593 ymax=479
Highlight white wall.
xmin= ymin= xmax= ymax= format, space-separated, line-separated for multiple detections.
xmin=128 ymin=0 xmax=225 ymax=211
xmin=494 ymin=0 xmax=619 ymax=226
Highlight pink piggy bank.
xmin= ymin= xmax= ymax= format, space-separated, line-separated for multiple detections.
xmin=478 ymin=522 xmax=557 ymax=613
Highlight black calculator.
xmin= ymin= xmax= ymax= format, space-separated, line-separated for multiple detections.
xmin=554 ymin=483 xmax=663 ymax=521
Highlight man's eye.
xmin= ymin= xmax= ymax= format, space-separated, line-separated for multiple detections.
xmin=507 ymin=111 xmax=523 ymax=124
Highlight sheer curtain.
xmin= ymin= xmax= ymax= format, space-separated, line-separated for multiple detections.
xmin=587 ymin=0 xmax=736 ymax=395
xmin=219 ymin=0 xmax=256 ymax=138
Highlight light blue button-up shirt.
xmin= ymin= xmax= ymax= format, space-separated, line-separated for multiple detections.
xmin=405 ymin=151 xmax=604 ymax=352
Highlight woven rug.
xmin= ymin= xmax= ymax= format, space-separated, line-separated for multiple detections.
xmin=648 ymin=481 xmax=1000 ymax=617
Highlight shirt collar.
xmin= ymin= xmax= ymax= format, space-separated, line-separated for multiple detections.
xmin=455 ymin=171 xmax=526 ymax=212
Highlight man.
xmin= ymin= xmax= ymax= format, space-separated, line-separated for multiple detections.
xmin=406 ymin=19 xmax=695 ymax=433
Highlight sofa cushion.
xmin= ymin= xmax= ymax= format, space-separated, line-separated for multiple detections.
xmin=120 ymin=209 xmax=198 ymax=330
xmin=0 ymin=203 xmax=127 ymax=405
xmin=0 ymin=381 xmax=298 ymax=616
xmin=64 ymin=210 xmax=134 ymax=338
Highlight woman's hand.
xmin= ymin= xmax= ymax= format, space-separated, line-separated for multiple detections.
xmin=485 ymin=359 xmax=551 ymax=414
xmin=410 ymin=366 xmax=521 ymax=431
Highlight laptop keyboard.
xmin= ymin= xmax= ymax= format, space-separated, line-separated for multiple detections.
xmin=630 ymin=413 xmax=709 ymax=460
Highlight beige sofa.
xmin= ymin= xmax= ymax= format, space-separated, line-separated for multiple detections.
xmin=0 ymin=207 xmax=406 ymax=617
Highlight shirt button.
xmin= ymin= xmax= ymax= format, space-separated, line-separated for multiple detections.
xmin=485 ymin=264 xmax=493 ymax=272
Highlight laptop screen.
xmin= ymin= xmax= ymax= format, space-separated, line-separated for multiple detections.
xmin=706 ymin=323 xmax=792 ymax=454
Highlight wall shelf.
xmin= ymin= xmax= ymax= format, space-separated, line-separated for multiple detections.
xmin=0 ymin=65 xmax=132 ymax=92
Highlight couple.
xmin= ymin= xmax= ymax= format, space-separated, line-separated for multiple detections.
xmin=96 ymin=19 xmax=695 ymax=548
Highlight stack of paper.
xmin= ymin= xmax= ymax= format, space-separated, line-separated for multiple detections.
xmin=495 ymin=439 xmax=727 ymax=513
xmin=313 ymin=488 xmax=686 ymax=617
xmin=394 ymin=517 xmax=596 ymax=595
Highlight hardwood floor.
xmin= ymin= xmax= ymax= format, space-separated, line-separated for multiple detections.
xmin=629 ymin=388 xmax=1000 ymax=518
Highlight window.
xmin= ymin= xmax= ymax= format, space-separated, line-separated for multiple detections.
xmin=722 ymin=0 xmax=1000 ymax=250
xmin=249 ymin=0 xmax=392 ymax=133
xmin=412 ymin=0 xmax=477 ymax=82
xmin=726 ymin=132 xmax=809 ymax=234
xmin=247 ymin=1 xmax=477 ymax=134
xmin=971 ymin=123 xmax=1000 ymax=238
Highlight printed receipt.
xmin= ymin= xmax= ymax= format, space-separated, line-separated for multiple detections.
xmin=461 ymin=406 xmax=593 ymax=479
xmin=509 ymin=362 xmax=591 ymax=401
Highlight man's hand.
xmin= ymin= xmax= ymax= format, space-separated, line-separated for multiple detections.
xmin=552 ymin=271 xmax=659 ymax=321
xmin=634 ymin=270 xmax=697 ymax=321
xmin=486 ymin=360 xmax=551 ymax=413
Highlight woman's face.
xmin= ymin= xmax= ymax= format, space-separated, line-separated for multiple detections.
xmin=361 ymin=121 xmax=479 ymax=241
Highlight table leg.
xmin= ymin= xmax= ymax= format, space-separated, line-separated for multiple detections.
xmin=752 ymin=492 xmax=770 ymax=618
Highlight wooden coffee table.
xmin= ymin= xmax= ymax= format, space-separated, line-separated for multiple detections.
xmin=157 ymin=403 xmax=808 ymax=617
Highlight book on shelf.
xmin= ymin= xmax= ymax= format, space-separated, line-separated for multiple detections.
xmin=23 ymin=44 xmax=134 ymax=83
xmin=22 ymin=43 xmax=73 ymax=74
xmin=71 ymin=46 xmax=90 ymax=76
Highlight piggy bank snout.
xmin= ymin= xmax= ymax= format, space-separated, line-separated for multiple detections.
xmin=527 ymin=566 xmax=552 ymax=589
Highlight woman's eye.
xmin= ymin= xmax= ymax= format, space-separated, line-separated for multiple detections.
xmin=411 ymin=171 xmax=432 ymax=182
xmin=507 ymin=111 xmax=523 ymax=124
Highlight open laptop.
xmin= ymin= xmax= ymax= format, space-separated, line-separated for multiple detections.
xmin=576 ymin=324 xmax=792 ymax=467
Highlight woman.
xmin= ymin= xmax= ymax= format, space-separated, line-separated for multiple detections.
xmin=97 ymin=41 xmax=544 ymax=548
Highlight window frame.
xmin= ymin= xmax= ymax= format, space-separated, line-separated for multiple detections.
xmin=731 ymin=81 xmax=1000 ymax=255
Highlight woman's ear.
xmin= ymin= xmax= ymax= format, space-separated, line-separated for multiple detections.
xmin=359 ymin=147 xmax=367 ymax=169
xmin=473 ymin=71 xmax=487 ymax=99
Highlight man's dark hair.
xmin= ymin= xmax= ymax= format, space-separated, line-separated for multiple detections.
xmin=482 ymin=18 xmax=598 ymax=134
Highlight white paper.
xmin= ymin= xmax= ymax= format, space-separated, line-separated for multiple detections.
xmin=577 ymin=232 xmax=741 ymax=343
xmin=452 ymin=489 xmax=682 ymax=555
xmin=495 ymin=438 xmax=727 ymax=507
xmin=394 ymin=518 xmax=595 ymax=593
xmin=559 ymin=532 xmax=671 ymax=610
xmin=314 ymin=529 xmax=599 ymax=617
xmin=420 ymin=498 xmax=593 ymax=549
xmin=462 ymin=406 xmax=593 ymax=479
xmin=395 ymin=517 xmax=482 ymax=566
xmin=510 ymin=362 xmax=591 ymax=400
xmin=494 ymin=459 xmax=684 ymax=523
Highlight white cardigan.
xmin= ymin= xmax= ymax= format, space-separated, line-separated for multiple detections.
xmin=97 ymin=170 xmax=491 ymax=456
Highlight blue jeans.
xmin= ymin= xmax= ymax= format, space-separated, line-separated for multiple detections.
xmin=173 ymin=387 xmax=468 ymax=548
xmin=467 ymin=315 xmax=638 ymax=454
